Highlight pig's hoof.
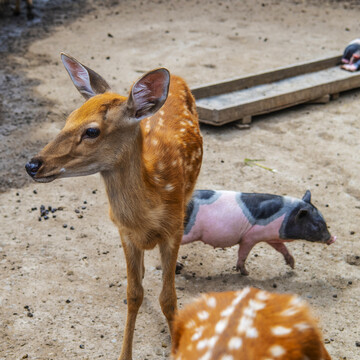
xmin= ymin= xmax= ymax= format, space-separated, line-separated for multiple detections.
xmin=285 ymin=256 xmax=295 ymax=269
xmin=175 ymin=262 xmax=184 ymax=274
xmin=236 ymin=265 xmax=249 ymax=276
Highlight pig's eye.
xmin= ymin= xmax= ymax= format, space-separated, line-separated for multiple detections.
xmin=83 ymin=128 xmax=100 ymax=139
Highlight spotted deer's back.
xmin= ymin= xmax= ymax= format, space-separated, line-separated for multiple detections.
xmin=141 ymin=75 xmax=203 ymax=201
xmin=172 ymin=288 xmax=331 ymax=360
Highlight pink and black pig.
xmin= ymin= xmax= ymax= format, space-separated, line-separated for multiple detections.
xmin=341 ymin=39 xmax=360 ymax=72
xmin=182 ymin=190 xmax=335 ymax=275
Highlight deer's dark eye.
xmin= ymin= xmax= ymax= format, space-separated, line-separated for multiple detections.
xmin=84 ymin=128 xmax=100 ymax=139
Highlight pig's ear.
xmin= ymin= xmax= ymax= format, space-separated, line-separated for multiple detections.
xmin=302 ymin=190 xmax=311 ymax=203
xmin=296 ymin=208 xmax=308 ymax=221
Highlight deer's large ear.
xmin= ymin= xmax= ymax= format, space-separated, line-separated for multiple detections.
xmin=127 ymin=68 xmax=170 ymax=121
xmin=61 ymin=53 xmax=111 ymax=100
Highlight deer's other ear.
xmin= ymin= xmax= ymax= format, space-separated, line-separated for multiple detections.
xmin=61 ymin=53 xmax=111 ymax=100
xmin=127 ymin=68 xmax=170 ymax=121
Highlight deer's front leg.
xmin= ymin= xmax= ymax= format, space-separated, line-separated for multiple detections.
xmin=119 ymin=233 xmax=144 ymax=360
xmin=158 ymin=232 xmax=181 ymax=336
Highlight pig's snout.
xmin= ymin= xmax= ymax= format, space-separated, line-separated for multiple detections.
xmin=326 ymin=235 xmax=336 ymax=245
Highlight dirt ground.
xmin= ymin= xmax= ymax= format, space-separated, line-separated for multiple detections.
xmin=1 ymin=0 xmax=360 ymax=359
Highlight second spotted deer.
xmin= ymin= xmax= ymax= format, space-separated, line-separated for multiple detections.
xmin=172 ymin=288 xmax=331 ymax=360
xmin=25 ymin=54 xmax=203 ymax=360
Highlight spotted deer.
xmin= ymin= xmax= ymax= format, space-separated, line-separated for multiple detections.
xmin=25 ymin=53 xmax=203 ymax=360
xmin=172 ymin=288 xmax=331 ymax=360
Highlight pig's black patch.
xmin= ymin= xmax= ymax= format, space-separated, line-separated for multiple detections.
xmin=239 ymin=193 xmax=284 ymax=221
xmin=193 ymin=190 xmax=216 ymax=200
xmin=184 ymin=199 xmax=194 ymax=229
xmin=184 ymin=190 xmax=220 ymax=235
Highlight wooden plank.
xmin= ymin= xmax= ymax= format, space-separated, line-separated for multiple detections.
xmin=307 ymin=95 xmax=330 ymax=104
xmin=193 ymin=57 xmax=360 ymax=126
xmin=191 ymin=55 xmax=342 ymax=99
xmin=211 ymin=74 xmax=360 ymax=125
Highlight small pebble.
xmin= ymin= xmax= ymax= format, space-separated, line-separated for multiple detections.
xmin=63 ymin=224 xmax=68 ymax=228
xmin=356 ymin=341 xmax=360 ymax=347
xmin=27 ymin=312 xmax=33 ymax=317
xmin=272 ymin=283 xmax=277 ymax=288
xmin=70 ymin=226 xmax=75 ymax=230
xmin=79 ymin=344 xmax=84 ymax=349
xmin=33 ymin=190 xmax=37 ymax=194
xmin=333 ymin=294 xmax=337 ymax=298
xmin=66 ymin=299 xmax=71 ymax=303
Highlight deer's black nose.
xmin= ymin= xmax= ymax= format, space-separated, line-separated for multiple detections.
xmin=25 ymin=158 xmax=42 ymax=177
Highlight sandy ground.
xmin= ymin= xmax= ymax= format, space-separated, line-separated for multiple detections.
xmin=1 ymin=0 xmax=360 ymax=359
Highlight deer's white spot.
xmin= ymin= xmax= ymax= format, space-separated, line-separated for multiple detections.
xmin=164 ymin=184 xmax=174 ymax=192
xmin=180 ymin=128 xmax=186 ymax=132
xmin=197 ymin=338 xmax=209 ymax=350
xmin=208 ymin=336 xmax=218 ymax=348
xmin=256 ymin=290 xmax=270 ymax=301
xmin=281 ymin=307 xmax=299 ymax=317
xmin=199 ymin=350 xmax=212 ymax=360
xmin=237 ymin=315 xmax=253 ymax=333
xmin=185 ymin=320 xmax=196 ymax=329
xmin=221 ymin=305 xmax=235 ymax=317
xmin=221 ymin=355 xmax=234 ymax=360
xmin=191 ymin=326 xmax=204 ymax=341
xmin=294 ymin=322 xmax=311 ymax=332
xmin=289 ymin=296 xmax=303 ymax=307
xmin=232 ymin=287 xmax=250 ymax=306
xmin=152 ymin=138 xmax=159 ymax=146
xmin=159 ymin=110 xmax=164 ymax=116
xmin=249 ymin=299 xmax=265 ymax=311
xmin=205 ymin=296 xmax=217 ymax=308
xmin=246 ymin=327 xmax=258 ymax=338
xmin=270 ymin=345 xmax=286 ymax=357
xmin=243 ymin=306 xmax=256 ymax=318
xmin=197 ymin=311 xmax=209 ymax=321
xmin=215 ymin=318 xmax=228 ymax=334
xmin=271 ymin=326 xmax=292 ymax=336
xmin=228 ymin=337 xmax=242 ymax=350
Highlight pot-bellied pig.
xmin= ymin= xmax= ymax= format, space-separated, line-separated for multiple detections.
xmin=341 ymin=39 xmax=360 ymax=72
xmin=182 ymin=190 xmax=335 ymax=275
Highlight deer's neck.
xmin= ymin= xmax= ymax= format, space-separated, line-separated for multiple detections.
xmin=101 ymin=127 xmax=150 ymax=230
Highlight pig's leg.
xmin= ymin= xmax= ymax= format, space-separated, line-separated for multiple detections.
xmin=236 ymin=240 xmax=257 ymax=276
xmin=268 ymin=242 xmax=295 ymax=269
